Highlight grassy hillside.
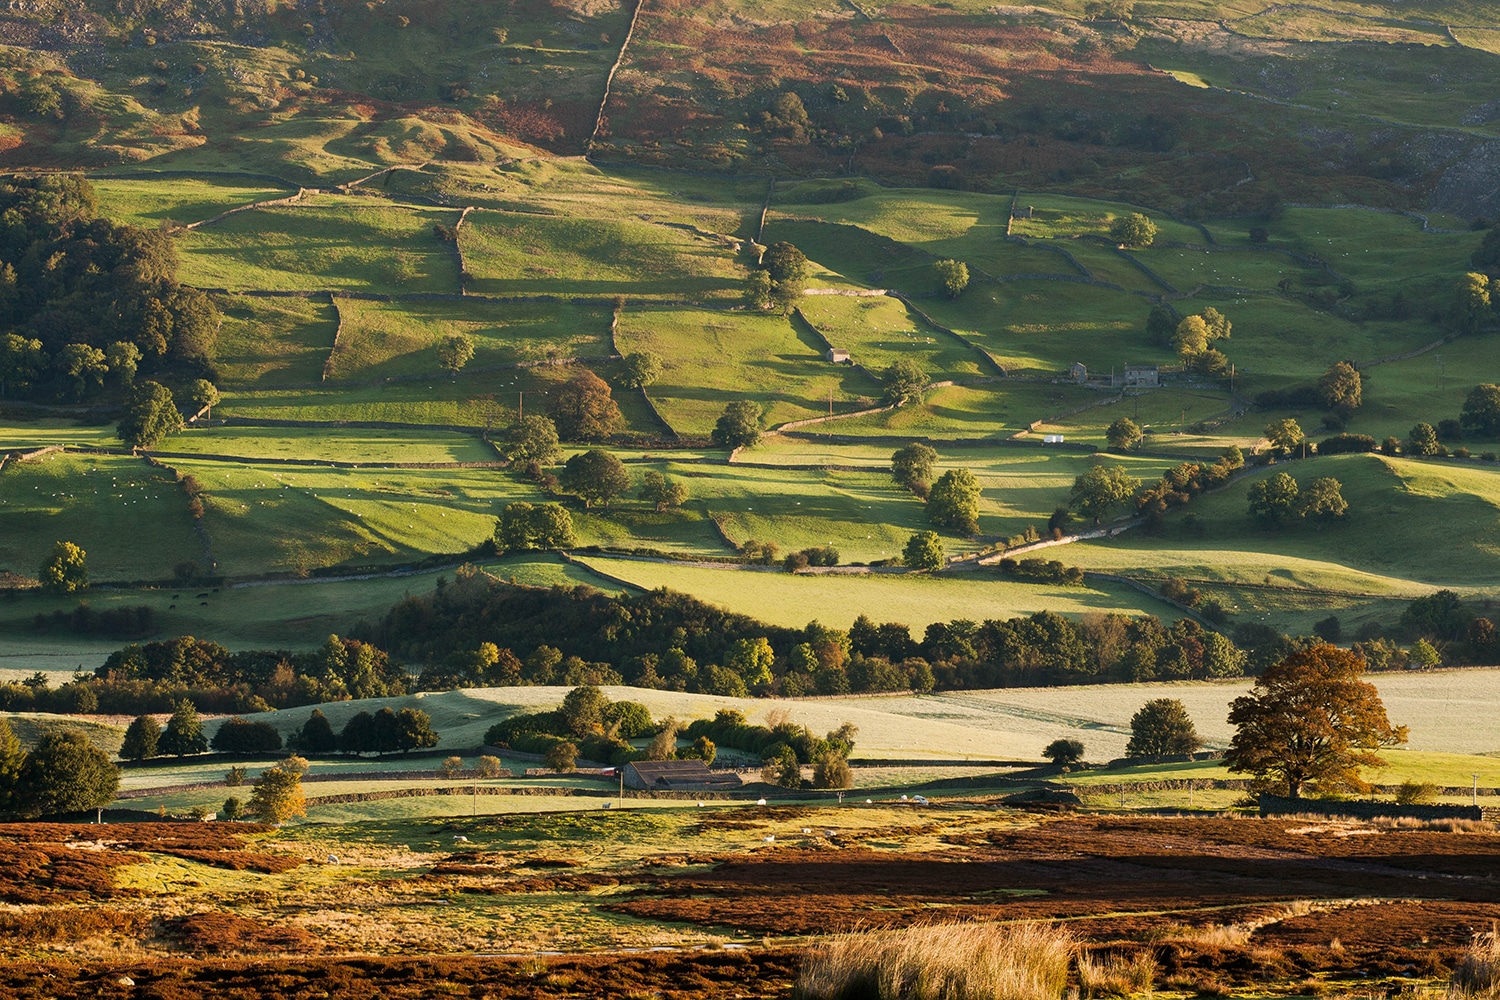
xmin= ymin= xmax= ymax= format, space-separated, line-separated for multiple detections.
xmin=3 ymin=0 xmax=1500 ymax=668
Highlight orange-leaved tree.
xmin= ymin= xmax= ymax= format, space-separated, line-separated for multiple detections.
xmin=1225 ymin=644 xmax=1406 ymax=799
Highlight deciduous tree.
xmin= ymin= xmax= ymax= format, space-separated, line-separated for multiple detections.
xmin=1247 ymin=471 xmax=1300 ymax=527
xmin=505 ymin=414 xmax=562 ymax=466
xmin=38 ymin=540 xmax=88 ymax=595
xmin=247 ymin=759 xmax=306 ymax=825
xmin=160 ymin=699 xmax=208 ymax=756
xmin=16 ymin=730 xmax=118 ymax=818
xmin=933 ymin=258 xmax=969 ymax=298
xmin=1069 ymin=465 xmax=1141 ymax=523
xmin=1317 ymin=362 xmax=1362 ymax=411
xmin=903 ymin=530 xmax=944 ymax=571
xmin=619 ymin=351 xmax=663 ymax=389
xmin=1125 ymin=698 xmax=1202 ymax=757
xmin=926 ymin=468 xmax=981 ymax=535
xmin=117 ymin=380 xmax=183 ymax=449
xmin=1042 ymin=738 xmax=1085 ymax=767
xmin=1299 ymin=476 xmax=1348 ymax=527
xmin=560 ymin=450 xmax=631 ymax=506
xmin=881 ymin=359 xmax=928 ymax=407
xmin=1226 ymin=644 xmax=1407 ymax=798
xmin=1110 ymin=212 xmax=1157 ymax=248
xmin=711 ymin=400 xmax=764 ymax=449
xmin=1460 ymin=383 xmax=1500 ymax=437
xmin=436 ymin=332 xmax=475 ymax=373
xmin=1407 ymin=421 xmax=1442 ymax=456
xmin=550 ymin=370 xmax=623 ymax=441
xmin=1264 ymin=417 xmax=1305 ymax=457
xmin=120 ymin=715 xmax=161 ymax=761
xmin=637 ymin=469 xmax=687 ymax=510
xmin=891 ymin=443 xmax=938 ymax=494
xmin=1106 ymin=417 xmax=1143 ymax=451
xmin=495 ymin=501 xmax=576 ymax=550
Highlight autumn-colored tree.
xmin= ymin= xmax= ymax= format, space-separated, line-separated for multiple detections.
xmin=247 ymin=759 xmax=307 ymax=825
xmin=1225 ymin=644 xmax=1407 ymax=799
xmin=550 ymin=369 xmax=623 ymax=441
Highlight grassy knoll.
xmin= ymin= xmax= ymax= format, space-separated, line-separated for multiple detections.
xmin=175 ymin=198 xmax=462 ymax=293
xmin=0 ymin=451 xmax=201 ymax=582
xmin=1069 ymin=453 xmax=1500 ymax=591
xmin=772 ymin=184 xmax=1073 ymax=278
xmin=92 ymin=176 xmax=296 ymax=228
xmin=570 ymin=555 xmax=1181 ymax=631
xmin=459 ymin=211 xmax=745 ymax=299
xmin=212 ymin=294 xmax=338 ymax=388
xmin=324 ymin=299 xmax=613 ymax=382
xmin=614 ymin=305 xmax=881 ymax=434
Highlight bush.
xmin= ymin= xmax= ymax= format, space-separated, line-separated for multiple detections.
xmin=1451 ymin=927 xmax=1500 ymax=1000
xmin=1042 ymin=738 xmax=1085 ymax=767
xmin=795 ymin=921 xmax=1073 ymax=1000
xmin=545 ymin=741 xmax=579 ymax=772
xmin=1316 ymin=433 xmax=1376 ymax=455
xmin=1394 ymin=780 xmax=1439 ymax=806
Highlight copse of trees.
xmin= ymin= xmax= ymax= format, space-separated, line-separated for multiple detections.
xmin=210 ymin=717 xmax=284 ymax=754
xmin=495 ymin=501 xmax=575 ymax=551
xmin=0 ymin=632 xmax=409 ymax=717
xmin=337 ymin=707 xmax=439 ymax=755
xmin=1172 ymin=307 xmax=1231 ymax=373
xmin=746 ymin=241 xmax=809 ymax=312
xmin=0 ymin=175 xmax=221 ymax=404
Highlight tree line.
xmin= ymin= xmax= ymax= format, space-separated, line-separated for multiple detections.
xmin=6 ymin=576 xmax=1493 ymax=721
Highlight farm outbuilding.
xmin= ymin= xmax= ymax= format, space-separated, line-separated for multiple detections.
xmin=1068 ymin=362 xmax=1087 ymax=383
xmin=826 ymin=347 xmax=851 ymax=364
xmin=622 ymin=760 xmax=743 ymax=792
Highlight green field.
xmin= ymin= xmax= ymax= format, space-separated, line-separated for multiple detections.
xmin=571 ymin=555 xmax=1182 ymax=630
xmin=0 ymin=452 xmax=201 ymax=582
xmin=176 ymin=198 xmax=462 ymax=293
xmin=1068 ymin=454 xmax=1500 ymax=593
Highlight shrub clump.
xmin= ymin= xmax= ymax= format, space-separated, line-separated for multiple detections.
xmin=795 ymin=921 xmax=1073 ymax=1000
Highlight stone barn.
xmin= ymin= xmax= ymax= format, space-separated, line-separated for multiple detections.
xmin=622 ymin=760 xmax=743 ymax=792
xmin=826 ymin=347 xmax=851 ymax=364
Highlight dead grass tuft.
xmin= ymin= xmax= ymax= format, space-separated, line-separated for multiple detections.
xmin=1078 ymin=949 xmax=1157 ymax=997
xmin=795 ymin=921 xmax=1073 ymax=1000
xmin=1452 ymin=925 xmax=1500 ymax=999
